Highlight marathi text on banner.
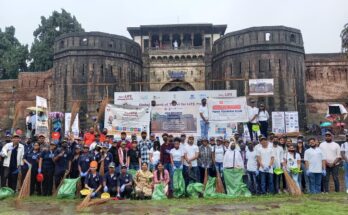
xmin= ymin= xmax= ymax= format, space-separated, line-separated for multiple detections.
xmin=208 ymin=97 xmax=249 ymax=122
xmin=104 ymin=104 xmax=150 ymax=138
xmin=35 ymin=96 xmax=48 ymax=137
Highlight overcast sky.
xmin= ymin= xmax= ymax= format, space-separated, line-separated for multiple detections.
xmin=1 ymin=0 xmax=347 ymax=53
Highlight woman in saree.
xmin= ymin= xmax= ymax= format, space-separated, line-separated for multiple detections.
xmin=134 ymin=162 xmax=154 ymax=199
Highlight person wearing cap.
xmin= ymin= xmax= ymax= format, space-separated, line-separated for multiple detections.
xmin=53 ymin=141 xmax=72 ymax=189
xmin=319 ymin=131 xmax=341 ymax=193
xmin=83 ymin=127 xmax=96 ymax=147
xmin=39 ymin=142 xmax=56 ymax=196
xmin=117 ymin=165 xmax=133 ymax=198
xmin=85 ymin=161 xmax=103 ymax=198
xmin=341 ymin=134 xmax=348 ymax=194
xmin=22 ymin=141 xmax=41 ymax=195
xmin=212 ymin=136 xmax=226 ymax=178
xmin=256 ymin=136 xmax=275 ymax=194
xmin=247 ymin=100 xmax=259 ymax=141
xmin=304 ymin=138 xmax=326 ymax=194
xmin=99 ymin=144 xmax=113 ymax=175
xmin=117 ymin=132 xmax=132 ymax=150
xmin=69 ymin=145 xmax=81 ymax=179
xmin=138 ymin=131 xmax=153 ymax=165
xmin=103 ymin=162 xmax=118 ymax=197
xmin=89 ymin=133 xmax=102 ymax=151
xmin=183 ymin=136 xmax=200 ymax=186
xmin=78 ymin=144 xmax=94 ymax=188
xmin=258 ymin=103 xmax=270 ymax=138
xmin=127 ymin=140 xmax=141 ymax=171
xmin=198 ymin=138 xmax=213 ymax=183
xmin=297 ymin=139 xmax=309 ymax=193
xmin=37 ymin=134 xmax=46 ymax=147
xmin=199 ymin=98 xmax=209 ymax=139
xmin=0 ymin=134 xmax=25 ymax=190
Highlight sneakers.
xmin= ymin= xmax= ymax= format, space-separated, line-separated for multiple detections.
xmin=346 ymin=189 xmax=348 ymax=194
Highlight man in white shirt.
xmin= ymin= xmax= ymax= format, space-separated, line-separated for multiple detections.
xmin=246 ymin=143 xmax=259 ymax=194
xmin=223 ymin=141 xmax=244 ymax=169
xmin=340 ymin=134 xmax=348 ymax=193
xmin=256 ymin=137 xmax=275 ymax=194
xmin=304 ymin=138 xmax=326 ymax=194
xmin=183 ymin=136 xmax=200 ymax=186
xmin=258 ymin=104 xmax=270 ymax=138
xmin=199 ymin=98 xmax=209 ymax=139
xmin=247 ymin=100 xmax=259 ymax=141
xmin=319 ymin=131 xmax=341 ymax=192
xmin=272 ymin=136 xmax=284 ymax=194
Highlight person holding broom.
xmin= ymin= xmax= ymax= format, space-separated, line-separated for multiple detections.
xmin=282 ymin=144 xmax=301 ymax=188
xmin=53 ymin=141 xmax=72 ymax=189
xmin=39 ymin=142 xmax=56 ymax=196
xmin=22 ymin=142 xmax=41 ymax=195
xmin=85 ymin=161 xmax=103 ymax=198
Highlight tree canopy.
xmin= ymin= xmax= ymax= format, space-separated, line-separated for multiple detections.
xmin=0 ymin=26 xmax=29 ymax=79
xmin=29 ymin=9 xmax=84 ymax=71
xmin=341 ymin=23 xmax=348 ymax=54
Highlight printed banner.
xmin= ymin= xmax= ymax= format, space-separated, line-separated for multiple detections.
xmin=35 ymin=96 xmax=48 ymax=137
xmin=285 ymin=112 xmax=299 ymax=133
xmin=104 ymin=104 xmax=150 ymax=138
xmin=249 ymin=79 xmax=274 ymax=95
xmin=114 ymin=90 xmax=237 ymax=107
xmin=272 ymin=112 xmax=286 ymax=134
xmin=64 ymin=113 xmax=79 ymax=138
xmin=208 ymin=121 xmax=238 ymax=138
xmin=208 ymin=97 xmax=249 ymax=122
xmin=151 ymin=101 xmax=198 ymax=137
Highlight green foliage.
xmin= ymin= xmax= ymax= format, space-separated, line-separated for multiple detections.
xmin=341 ymin=23 xmax=348 ymax=54
xmin=29 ymin=9 xmax=84 ymax=71
xmin=0 ymin=26 xmax=29 ymax=79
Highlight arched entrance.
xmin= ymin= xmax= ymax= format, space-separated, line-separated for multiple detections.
xmin=160 ymin=81 xmax=195 ymax=91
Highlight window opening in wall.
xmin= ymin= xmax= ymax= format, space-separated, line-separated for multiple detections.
xmin=239 ymin=62 xmax=242 ymax=74
xmin=290 ymin=34 xmax=296 ymax=43
xmin=265 ymin=33 xmax=271 ymax=41
xmin=109 ymin=41 xmax=113 ymax=48
xmin=81 ymin=38 xmax=88 ymax=46
xmin=82 ymin=64 xmax=85 ymax=76
xmin=59 ymin=40 xmax=64 ymax=49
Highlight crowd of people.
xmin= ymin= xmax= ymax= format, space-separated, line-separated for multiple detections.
xmin=0 ymin=126 xmax=347 ymax=200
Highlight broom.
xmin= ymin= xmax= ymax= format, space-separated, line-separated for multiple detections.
xmin=17 ymin=168 xmax=31 ymax=200
xmin=86 ymin=198 xmax=109 ymax=207
xmin=76 ymin=193 xmax=92 ymax=211
xmin=54 ymin=171 xmax=69 ymax=196
xmin=99 ymin=159 xmax=105 ymax=177
xmin=215 ymin=169 xmax=225 ymax=194
xmin=97 ymin=98 xmax=109 ymax=123
xmin=11 ymin=103 xmax=21 ymax=130
xmin=283 ymin=171 xmax=302 ymax=196
xmin=70 ymin=101 xmax=81 ymax=132
xmin=203 ymin=168 xmax=208 ymax=190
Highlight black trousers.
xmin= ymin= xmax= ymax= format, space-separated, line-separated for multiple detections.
xmin=22 ymin=168 xmax=41 ymax=195
xmin=2 ymin=167 xmax=18 ymax=191
xmin=54 ymin=171 xmax=65 ymax=189
xmin=120 ymin=185 xmax=133 ymax=198
xmin=259 ymin=121 xmax=268 ymax=138
xmin=247 ymin=122 xmax=258 ymax=141
xmin=42 ymin=169 xmax=54 ymax=196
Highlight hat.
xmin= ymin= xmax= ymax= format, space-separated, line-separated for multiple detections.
xmin=210 ymin=137 xmax=215 ymax=141
xmin=36 ymin=173 xmax=44 ymax=183
xmin=75 ymin=145 xmax=81 ymax=149
xmin=297 ymin=134 xmax=304 ymax=138
xmin=150 ymin=133 xmax=156 ymax=137
xmin=90 ymin=161 xmax=98 ymax=168
xmin=250 ymin=99 xmax=256 ymax=103
xmin=38 ymin=134 xmax=45 ymax=138
xmin=201 ymin=137 xmax=208 ymax=141
xmin=102 ymin=144 xmax=109 ymax=149
xmin=259 ymin=136 xmax=267 ymax=141
xmin=50 ymin=142 xmax=56 ymax=145
xmin=121 ymin=165 xmax=127 ymax=169
xmin=217 ymin=137 xmax=223 ymax=141
xmin=83 ymin=144 xmax=89 ymax=148
xmin=12 ymin=134 xmax=20 ymax=138
xmin=108 ymin=162 xmax=115 ymax=168
xmin=325 ymin=131 xmax=333 ymax=136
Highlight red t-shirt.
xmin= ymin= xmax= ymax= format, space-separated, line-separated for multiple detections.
xmin=84 ymin=132 xmax=95 ymax=146
xmin=117 ymin=140 xmax=132 ymax=150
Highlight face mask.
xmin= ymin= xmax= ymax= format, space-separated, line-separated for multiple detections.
xmin=230 ymin=146 xmax=236 ymax=150
xmin=273 ymin=141 xmax=279 ymax=145
xmin=248 ymin=146 xmax=253 ymax=151
xmin=288 ymin=149 xmax=295 ymax=152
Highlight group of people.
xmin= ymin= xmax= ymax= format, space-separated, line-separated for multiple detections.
xmin=0 ymin=126 xmax=347 ymax=200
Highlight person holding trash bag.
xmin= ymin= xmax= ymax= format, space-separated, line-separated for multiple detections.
xmin=22 ymin=142 xmax=41 ymax=195
xmin=153 ymin=162 xmax=170 ymax=196
xmin=103 ymin=162 xmax=118 ymax=197
xmin=117 ymin=165 xmax=133 ymax=199
xmin=39 ymin=142 xmax=56 ymax=196
xmin=282 ymin=144 xmax=301 ymax=188
xmin=53 ymin=141 xmax=72 ymax=189
xmin=84 ymin=161 xmax=103 ymax=198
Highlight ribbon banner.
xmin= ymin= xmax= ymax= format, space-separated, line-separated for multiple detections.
xmin=208 ymin=97 xmax=249 ymax=122
xmin=35 ymin=96 xmax=49 ymax=137
xmin=104 ymin=104 xmax=150 ymax=138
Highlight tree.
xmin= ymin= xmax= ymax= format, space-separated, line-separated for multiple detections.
xmin=29 ymin=9 xmax=84 ymax=71
xmin=0 ymin=26 xmax=29 ymax=79
xmin=341 ymin=23 xmax=348 ymax=54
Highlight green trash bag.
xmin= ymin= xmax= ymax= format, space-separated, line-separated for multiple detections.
xmin=152 ymin=183 xmax=167 ymax=200
xmin=173 ymin=169 xmax=185 ymax=198
xmin=223 ymin=169 xmax=251 ymax=198
xmin=57 ymin=177 xmax=80 ymax=199
xmin=204 ymin=177 xmax=227 ymax=198
xmin=128 ymin=169 xmax=137 ymax=178
xmin=187 ymin=183 xmax=204 ymax=198
xmin=0 ymin=187 xmax=14 ymax=200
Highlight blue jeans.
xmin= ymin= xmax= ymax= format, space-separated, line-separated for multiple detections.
xmin=215 ymin=162 xmax=223 ymax=177
xmin=164 ymin=163 xmax=173 ymax=191
xmin=344 ymin=161 xmax=348 ymax=190
xmin=200 ymin=120 xmax=209 ymax=139
xmin=299 ymin=162 xmax=309 ymax=193
xmin=183 ymin=165 xmax=200 ymax=188
xmin=173 ymin=161 xmax=182 ymax=169
xmin=260 ymin=171 xmax=274 ymax=194
xmin=247 ymin=171 xmax=259 ymax=194
xmin=308 ymin=173 xmax=322 ymax=194
xmin=129 ymin=164 xmax=139 ymax=171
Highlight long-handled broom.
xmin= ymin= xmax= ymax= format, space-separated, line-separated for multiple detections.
xmin=16 ymin=167 xmax=31 ymax=200
xmin=283 ymin=171 xmax=302 ymax=196
xmin=76 ymin=193 xmax=92 ymax=211
xmin=215 ymin=169 xmax=225 ymax=194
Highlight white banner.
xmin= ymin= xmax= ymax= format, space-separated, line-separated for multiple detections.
xmin=104 ymin=104 xmax=150 ymax=138
xmin=114 ymin=90 xmax=237 ymax=107
xmin=64 ymin=113 xmax=79 ymax=138
xmin=272 ymin=112 xmax=286 ymax=134
xmin=208 ymin=121 xmax=238 ymax=138
xmin=249 ymin=79 xmax=274 ymax=95
xmin=285 ymin=112 xmax=299 ymax=133
xmin=208 ymin=97 xmax=249 ymax=122
xmin=35 ymin=96 xmax=48 ymax=137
